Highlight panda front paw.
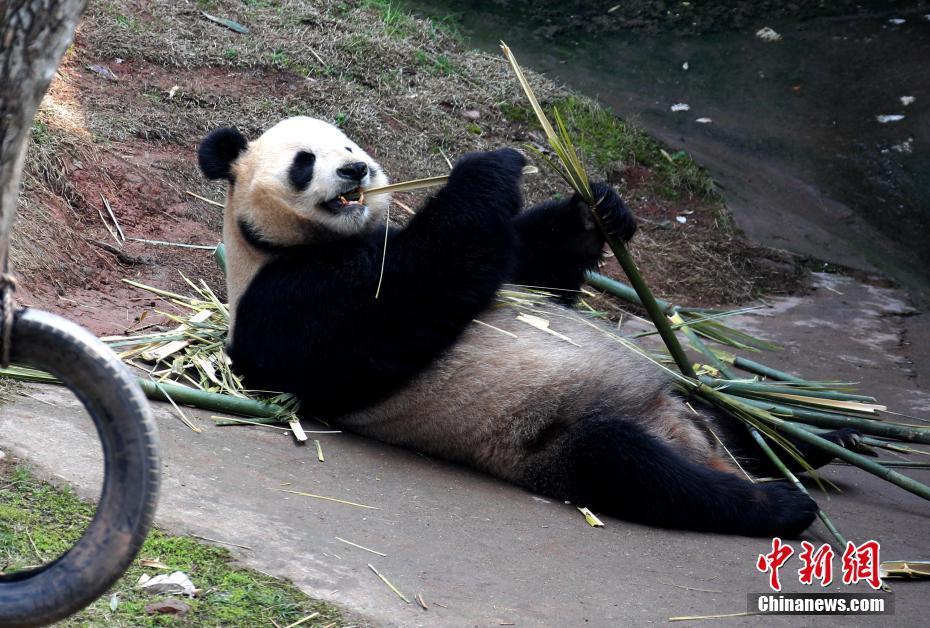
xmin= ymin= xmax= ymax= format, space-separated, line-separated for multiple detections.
xmin=587 ymin=182 xmax=636 ymax=243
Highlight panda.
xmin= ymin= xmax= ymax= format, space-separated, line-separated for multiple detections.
xmin=198 ymin=116 xmax=863 ymax=537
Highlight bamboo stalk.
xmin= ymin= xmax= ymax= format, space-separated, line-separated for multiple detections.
xmin=214 ymin=243 xmax=227 ymax=274
xmin=585 ymin=271 xmax=673 ymax=314
xmin=676 ymin=316 xmax=848 ymax=542
xmin=732 ymin=356 xmax=806 ymax=383
xmin=769 ymin=419 xmax=930 ymax=501
xmin=748 ymin=429 xmax=847 ymax=547
xmin=591 ymin=223 xmax=696 ymax=378
xmin=702 ymin=377 xmax=878 ymax=403
xmin=733 ymin=397 xmax=930 ymax=444
xmin=1 ymin=364 xmax=289 ymax=419
xmin=136 ymin=378 xmax=286 ymax=418
xmin=747 ymin=426 xmax=846 ymax=548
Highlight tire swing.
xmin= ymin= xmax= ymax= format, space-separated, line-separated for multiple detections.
xmin=0 ymin=309 xmax=160 ymax=627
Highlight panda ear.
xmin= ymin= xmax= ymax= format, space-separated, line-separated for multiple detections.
xmin=198 ymin=127 xmax=248 ymax=181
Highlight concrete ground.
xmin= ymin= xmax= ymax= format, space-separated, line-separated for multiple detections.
xmin=1 ymin=272 xmax=928 ymax=627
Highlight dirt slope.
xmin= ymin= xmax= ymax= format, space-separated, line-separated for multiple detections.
xmin=12 ymin=0 xmax=805 ymax=335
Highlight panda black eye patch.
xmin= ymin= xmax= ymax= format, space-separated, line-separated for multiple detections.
xmin=288 ymin=150 xmax=316 ymax=191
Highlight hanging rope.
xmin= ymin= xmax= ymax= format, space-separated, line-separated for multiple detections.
xmin=0 ymin=232 xmax=17 ymax=367
xmin=0 ymin=271 xmax=16 ymax=368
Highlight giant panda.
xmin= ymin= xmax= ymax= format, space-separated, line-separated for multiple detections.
xmin=198 ymin=116 xmax=863 ymax=537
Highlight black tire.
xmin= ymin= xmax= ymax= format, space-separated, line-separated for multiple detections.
xmin=0 ymin=309 xmax=160 ymax=627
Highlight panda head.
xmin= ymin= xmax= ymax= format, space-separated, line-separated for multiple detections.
xmin=198 ymin=116 xmax=390 ymax=249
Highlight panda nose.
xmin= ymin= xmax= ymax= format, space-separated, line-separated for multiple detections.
xmin=337 ymin=161 xmax=368 ymax=181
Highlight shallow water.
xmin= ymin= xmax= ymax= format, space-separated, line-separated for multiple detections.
xmin=406 ymin=1 xmax=930 ymax=298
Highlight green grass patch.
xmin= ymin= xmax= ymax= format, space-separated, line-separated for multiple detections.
xmin=500 ymin=96 xmax=717 ymax=201
xmin=363 ymin=0 xmax=419 ymax=39
xmin=30 ymin=121 xmax=53 ymax=146
xmin=0 ymin=463 xmax=347 ymax=627
xmin=413 ymin=49 xmax=458 ymax=76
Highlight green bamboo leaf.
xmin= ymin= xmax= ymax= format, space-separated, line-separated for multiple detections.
xmin=201 ymin=12 xmax=249 ymax=34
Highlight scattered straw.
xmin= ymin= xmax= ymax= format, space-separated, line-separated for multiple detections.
xmin=277 ymin=489 xmax=379 ymax=510
xmin=130 ymin=238 xmax=217 ymax=250
xmin=368 ymin=563 xmax=410 ymax=604
xmin=335 ymin=536 xmax=387 ymax=557
xmin=189 ymin=534 xmax=253 ymax=551
xmin=211 ymin=416 xmax=291 ymax=431
xmin=100 ymin=194 xmax=125 ymax=243
xmin=185 ymin=190 xmax=224 ymax=207
xmin=577 ymin=507 xmax=604 ymax=527
xmin=282 ymin=613 xmax=319 ymax=628
xmin=669 ymin=611 xmax=758 ymax=622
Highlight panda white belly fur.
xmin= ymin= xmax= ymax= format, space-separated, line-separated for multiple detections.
xmin=339 ymin=304 xmax=715 ymax=482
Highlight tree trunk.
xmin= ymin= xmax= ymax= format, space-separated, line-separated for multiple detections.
xmin=0 ymin=0 xmax=87 ymax=267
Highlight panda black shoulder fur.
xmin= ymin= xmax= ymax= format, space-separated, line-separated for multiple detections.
xmin=199 ymin=116 xmax=865 ymax=537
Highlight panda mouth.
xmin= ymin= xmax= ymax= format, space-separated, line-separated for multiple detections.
xmin=322 ymin=187 xmax=366 ymax=212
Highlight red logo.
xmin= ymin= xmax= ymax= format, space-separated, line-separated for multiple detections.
xmin=757 ymin=539 xmax=881 ymax=591
xmin=798 ymin=541 xmax=835 ymax=586
xmin=756 ymin=537 xmax=795 ymax=591
xmin=841 ymin=540 xmax=882 ymax=590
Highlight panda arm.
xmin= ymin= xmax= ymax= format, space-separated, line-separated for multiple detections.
xmin=512 ymin=182 xmax=636 ymax=297
xmin=377 ymin=148 xmax=526 ymax=319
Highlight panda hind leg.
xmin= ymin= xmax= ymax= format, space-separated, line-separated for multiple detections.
xmin=711 ymin=416 xmax=876 ymax=476
xmin=525 ymin=416 xmax=817 ymax=537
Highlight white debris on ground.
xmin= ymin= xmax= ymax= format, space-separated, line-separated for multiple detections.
xmin=888 ymin=18 xmax=906 ymax=25
xmin=682 ymin=61 xmax=689 ymax=70
xmin=900 ymin=96 xmax=916 ymax=106
xmin=876 ymin=114 xmax=905 ymax=123
xmin=884 ymin=138 xmax=914 ymax=154
xmin=670 ymin=103 xmax=690 ymax=112
xmin=676 ymin=215 xmax=688 ymax=224
xmin=137 ymin=572 xmax=198 ymax=597
xmin=695 ymin=117 xmax=712 ymax=124
xmin=755 ymin=27 xmax=782 ymax=42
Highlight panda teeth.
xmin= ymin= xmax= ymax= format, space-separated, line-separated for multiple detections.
xmin=322 ymin=188 xmax=366 ymax=212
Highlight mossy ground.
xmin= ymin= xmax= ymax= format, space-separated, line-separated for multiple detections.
xmin=499 ymin=96 xmax=717 ymax=202
xmin=0 ymin=460 xmax=348 ymax=627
